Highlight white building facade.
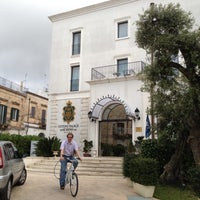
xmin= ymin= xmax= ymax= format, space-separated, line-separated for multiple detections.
xmin=47 ymin=0 xmax=200 ymax=156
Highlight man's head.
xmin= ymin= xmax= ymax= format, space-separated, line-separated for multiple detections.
xmin=67 ymin=132 xmax=74 ymax=142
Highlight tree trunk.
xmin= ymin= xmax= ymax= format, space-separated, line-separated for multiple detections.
xmin=160 ymin=137 xmax=187 ymax=183
xmin=160 ymin=125 xmax=200 ymax=183
xmin=187 ymin=109 xmax=200 ymax=167
xmin=187 ymin=129 xmax=200 ymax=166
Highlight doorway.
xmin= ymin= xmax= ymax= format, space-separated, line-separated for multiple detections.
xmin=98 ymin=104 xmax=132 ymax=156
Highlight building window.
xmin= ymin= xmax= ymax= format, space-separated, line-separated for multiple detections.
xmin=117 ymin=123 xmax=125 ymax=135
xmin=10 ymin=108 xmax=19 ymax=121
xmin=31 ymin=106 xmax=36 ymax=118
xmin=41 ymin=110 xmax=46 ymax=123
xmin=72 ymin=31 xmax=81 ymax=55
xmin=118 ymin=21 xmax=128 ymax=38
xmin=113 ymin=122 xmax=125 ymax=136
xmin=70 ymin=66 xmax=80 ymax=91
xmin=0 ymin=104 xmax=7 ymax=124
xmin=41 ymin=109 xmax=46 ymax=129
xmin=117 ymin=58 xmax=128 ymax=76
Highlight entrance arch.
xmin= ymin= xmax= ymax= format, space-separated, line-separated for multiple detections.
xmin=88 ymin=95 xmax=134 ymax=156
xmin=99 ymin=104 xmax=132 ymax=156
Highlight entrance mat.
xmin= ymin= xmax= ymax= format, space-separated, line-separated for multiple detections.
xmin=127 ymin=196 xmax=152 ymax=200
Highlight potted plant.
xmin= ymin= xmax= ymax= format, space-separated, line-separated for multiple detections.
xmin=51 ymin=137 xmax=61 ymax=157
xmin=83 ymin=139 xmax=93 ymax=157
xmin=130 ymin=157 xmax=158 ymax=198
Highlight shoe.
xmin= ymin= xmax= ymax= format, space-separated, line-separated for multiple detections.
xmin=60 ymin=185 xmax=65 ymax=190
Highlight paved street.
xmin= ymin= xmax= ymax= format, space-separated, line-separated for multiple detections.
xmin=11 ymin=172 xmax=137 ymax=200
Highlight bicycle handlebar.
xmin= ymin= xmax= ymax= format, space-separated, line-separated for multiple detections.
xmin=65 ymin=157 xmax=81 ymax=163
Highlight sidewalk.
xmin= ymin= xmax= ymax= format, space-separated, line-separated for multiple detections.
xmin=11 ymin=173 xmax=157 ymax=200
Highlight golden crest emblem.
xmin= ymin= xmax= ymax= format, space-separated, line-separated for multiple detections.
xmin=63 ymin=101 xmax=75 ymax=123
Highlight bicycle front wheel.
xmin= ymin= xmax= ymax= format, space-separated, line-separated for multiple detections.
xmin=70 ymin=172 xmax=78 ymax=197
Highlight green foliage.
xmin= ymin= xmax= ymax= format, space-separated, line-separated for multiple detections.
xmin=51 ymin=136 xmax=61 ymax=151
xmin=154 ymin=184 xmax=198 ymax=200
xmin=136 ymin=3 xmax=194 ymax=53
xmin=113 ymin=144 xmax=125 ymax=156
xmin=187 ymin=167 xmax=200 ymax=197
xmin=101 ymin=143 xmax=113 ymax=156
xmin=83 ymin=139 xmax=93 ymax=153
xmin=126 ymin=139 xmax=135 ymax=153
xmin=135 ymin=2 xmax=200 ymax=123
xmin=141 ymin=139 xmax=158 ymax=158
xmin=179 ymin=143 xmax=195 ymax=173
xmin=36 ymin=136 xmax=60 ymax=157
xmin=0 ymin=133 xmax=40 ymax=155
xmin=123 ymin=153 xmax=138 ymax=177
xmin=136 ymin=2 xmax=200 ymax=171
xmin=141 ymin=139 xmax=175 ymax=174
xmin=130 ymin=157 xmax=159 ymax=185
xmin=101 ymin=143 xmax=126 ymax=157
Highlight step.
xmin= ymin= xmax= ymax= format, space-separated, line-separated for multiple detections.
xmin=30 ymin=162 xmax=122 ymax=168
xmin=25 ymin=157 xmax=124 ymax=177
xmin=27 ymin=168 xmax=123 ymax=176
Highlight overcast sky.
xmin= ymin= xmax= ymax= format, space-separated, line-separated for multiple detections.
xmin=0 ymin=0 xmax=199 ymax=94
xmin=0 ymin=0 xmax=105 ymax=93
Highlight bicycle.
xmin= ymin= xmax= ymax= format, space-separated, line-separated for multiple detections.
xmin=54 ymin=157 xmax=79 ymax=197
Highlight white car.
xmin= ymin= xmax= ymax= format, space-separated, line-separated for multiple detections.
xmin=0 ymin=141 xmax=27 ymax=200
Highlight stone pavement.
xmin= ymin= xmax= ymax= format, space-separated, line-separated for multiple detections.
xmin=11 ymin=172 xmax=157 ymax=200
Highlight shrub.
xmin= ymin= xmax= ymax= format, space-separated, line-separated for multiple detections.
xmin=113 ymin=144 xmax=125 ymax=156
xmin=101 ymin=143 xmax=113 ymax=156
xmin=141 ymin=139 xmax=175 ymax=174
xmin=126 ymin=139 xmax=135 ymax=153
xmin=130 ymin=157 xmax=159 ymax=185
xmin=0 ymin=133 xmax=40 ymax=155
xmin=51 ymin=136 xmax=61 ymax=151
xmin=83 ymin=139 xmax=93 ymax=153
xmin=188 ymin=167 xmax=200 ymax=197
xmin=36 ymin=137 xmax=60 ymax=157
xmin=123 ymin=153 xmax=138 ymax=177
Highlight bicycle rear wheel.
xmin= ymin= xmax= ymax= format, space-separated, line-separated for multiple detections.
xmin=70 ymin=172 xmax=78 ymax=197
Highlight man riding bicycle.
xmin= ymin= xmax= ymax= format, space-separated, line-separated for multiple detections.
xmin=59 ymin=132 xmax=82 ymax=190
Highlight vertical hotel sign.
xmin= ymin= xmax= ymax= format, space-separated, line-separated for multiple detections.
xmin=58 ymin=100 xmax=79 ymax=132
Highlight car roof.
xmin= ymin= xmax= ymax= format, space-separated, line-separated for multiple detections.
xmin=0 ymin=141 xmax=13 ymax=145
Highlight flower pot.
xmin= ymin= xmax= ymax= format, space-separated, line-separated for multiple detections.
xmin=83 ymin=152 xmax=92 ymax=157
xmin=133 ymin=182 xmax=155 ymax=198
xmin=126 ymin=178 xmax=133 ymax=187
xmin=53 ymin=151 xmax=58 ymax=158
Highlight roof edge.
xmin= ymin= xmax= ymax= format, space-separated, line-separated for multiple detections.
xmin=48 ymin=0 xmax=140 ymax=22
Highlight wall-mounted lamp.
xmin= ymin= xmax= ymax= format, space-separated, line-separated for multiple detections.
xmin=134 ymin=108 xmax=140 ymax=120
xmin=88 ymin=111 xmax=92 ymax=119
xmin=88 ymin=111 xmax=96 ymax=122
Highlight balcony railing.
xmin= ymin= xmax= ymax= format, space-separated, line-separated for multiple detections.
xmin=91 ymin=61 xmax=146 ymax=81
xmin=0 ymin=76 xmax=28 ymax=93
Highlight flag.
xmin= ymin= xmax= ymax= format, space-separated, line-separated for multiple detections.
xmin=145 ymin=114 xmax=151 ymax=138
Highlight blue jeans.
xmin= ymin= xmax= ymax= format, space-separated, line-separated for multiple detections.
xmin=59 ymin=156 xmax=78 ymax=186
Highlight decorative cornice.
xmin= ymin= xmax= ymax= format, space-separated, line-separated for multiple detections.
xmin=11 ymin=101 xmax=20 ymax=106
xmin=0 ymin=97 xmax=8 ymax=102
xmin=49 ymin=0 xmax=140 ymax=22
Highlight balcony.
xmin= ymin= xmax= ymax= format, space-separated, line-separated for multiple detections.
xmin=91 ymin=61 xmax=146 ymax=81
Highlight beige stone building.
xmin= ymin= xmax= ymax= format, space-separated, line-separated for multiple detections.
xmin=0 ymin=77 xmax=48 ymax=136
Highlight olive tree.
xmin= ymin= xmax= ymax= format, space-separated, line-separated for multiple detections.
xmin=135 ymin=3 xmax=200 ymax=181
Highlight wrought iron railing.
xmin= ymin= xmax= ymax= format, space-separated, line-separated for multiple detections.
xmin=91 ymin=61 xmax=146 ymax=80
